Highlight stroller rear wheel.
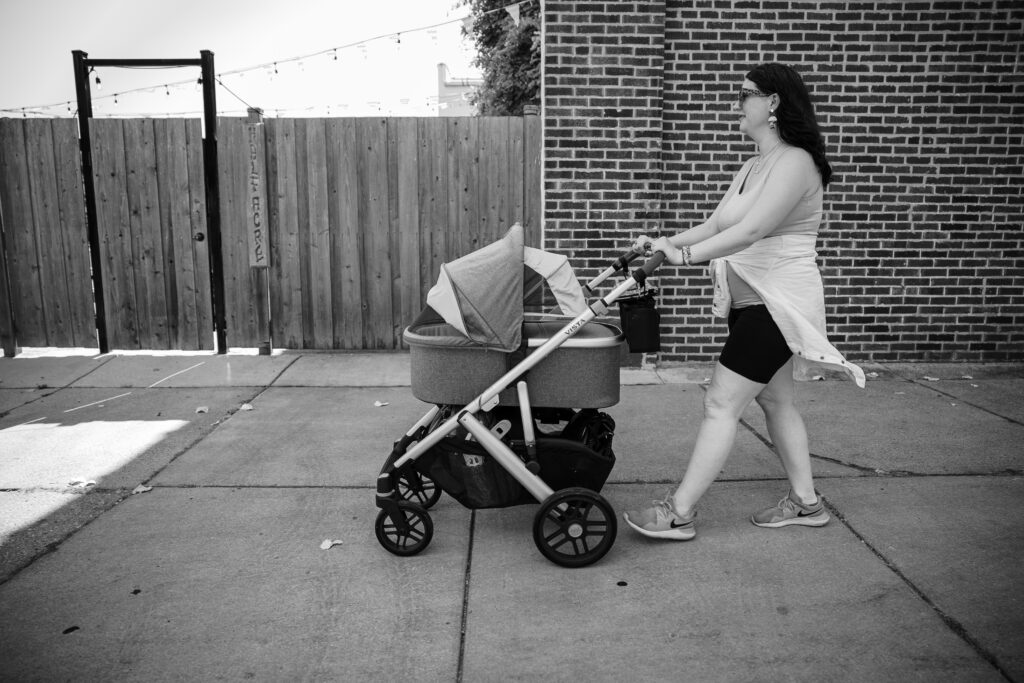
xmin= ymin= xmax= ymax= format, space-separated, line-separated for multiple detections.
xmin=375 ymin=501 xmax=433 ymax=557
xmin=532 ymin=487 xmax=617 ymax=568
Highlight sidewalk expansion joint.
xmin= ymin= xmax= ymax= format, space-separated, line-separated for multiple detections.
xmin=823 ymin=497 xmax=1015 ymax=681
xmin=910 ymin=380 xmax=1023 ymax=426
xmin=144 ymin=483 xmax=375 ymax=490
xmin=456 ymin=510 xmax=476 ymax=683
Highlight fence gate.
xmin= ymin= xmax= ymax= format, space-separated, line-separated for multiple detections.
xmin=88 ymin=118 xmax=214 ymax=350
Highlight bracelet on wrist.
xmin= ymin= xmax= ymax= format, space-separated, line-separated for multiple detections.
xmin=681 ymin=245 xmax=693 ymax=266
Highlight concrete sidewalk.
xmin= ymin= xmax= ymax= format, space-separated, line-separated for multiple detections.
xmin=0 ymin=351 xmax=1021 ymax=681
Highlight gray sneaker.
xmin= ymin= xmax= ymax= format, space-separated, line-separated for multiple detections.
xmin=623 ymin=496 xmax=696 ymax=540
xmin=751 ymin=491 xmax=830 ymax=528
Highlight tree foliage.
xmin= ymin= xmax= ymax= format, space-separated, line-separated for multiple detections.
xmin=462 ymin=0 xmax=540 ymax=115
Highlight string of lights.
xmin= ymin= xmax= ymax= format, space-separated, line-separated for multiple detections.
xmin=0 ymin=0 xmax=534 ymax=119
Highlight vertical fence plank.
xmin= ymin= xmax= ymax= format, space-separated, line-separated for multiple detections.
xmin=0 ymin=120 xmax=46 ymax=346
xmin=394 ymin=118 xmax=421 ymax=345
xmin=123 ymin=119 xmax=169 ymax=349
xmin=293 ymin=120 xmax=312 ymax=347
xmin=327 ymin=118 xmax=363 ymax=348
xmin=479 ymin=117 xmax=501 ymax=246
xmin=490 ymin=117 xmax=514 ymax=243
xmin=92 ymin=119 xmax=139 ymax=349
xmin=303 ymin=118 xmax=333 ymax=348
xmin=524 ymin=113 xmax=542 ymax=248
xmin=0 ymin=189 xmax=14 ymax=353
xmin=508 ymin=116 xmax=526 ymax=244
xmin=418 ymin=118 xmax=448 ymax=300
xmin=157 ymin=119 xmax=193 ymax=348
xmin=447 ymin=119 xmax=469 ymax=258
xmin=24 ymin=120 xmax=74 ymax=346
xmin=52 ymin=118 xmax=95 ymax=347
xmin=215 ymin=117 xmax=257 ymax=347
xmin=266 ymin=118 xmax=303 ymax=348
xmin=357 ymin=118 xmax=394 ymax=349
xmin=185 ymin=119 xmax=213 ymax=350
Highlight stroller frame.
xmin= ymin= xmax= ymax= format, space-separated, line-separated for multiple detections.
xmin=376 ymin=248 xmax=665 ymax=568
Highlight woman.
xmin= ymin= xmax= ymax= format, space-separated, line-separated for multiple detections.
xmin=623 ymin=63 xmax=864 ymax=541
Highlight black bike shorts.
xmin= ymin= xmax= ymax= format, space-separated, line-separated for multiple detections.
xmin=718 ymin=305 xmax=793 ymax=384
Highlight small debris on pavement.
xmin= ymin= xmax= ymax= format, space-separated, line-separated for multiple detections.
xmin=132 ymin=484 xmax=153 ymax=495
xmin=195 ymin=406 xmax=209 ymax=414
xmin=320 ymin=539 xmax=344 ymax=550
xmin=866 ymin=371 xmax=879 ymax=378
xmin=922 ymin=376 xmax=940 ymax=381
xmin=68 ymin=480 xmax=96 ymax=489
xmin=961 ymin=375 xmax=974 ymax=380
xmin=374 ymin=401 xmax=389 ymax=407
xmin=239 ymin=403 xmax=254 ymax=411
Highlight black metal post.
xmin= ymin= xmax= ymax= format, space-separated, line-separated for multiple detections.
xmin=200 ymin=50 xmax=227 ymax=353
xmin=72 ymin=49 xmax=109 ymax=354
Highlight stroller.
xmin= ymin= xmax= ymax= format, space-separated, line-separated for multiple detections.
xmin=375 ymin=224 xmax=664 ymax=568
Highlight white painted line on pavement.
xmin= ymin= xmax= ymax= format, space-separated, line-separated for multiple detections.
xmin=63 ymin=391 xmax=133 ymax=413
xmin=147 ymin=361 xmax=207 ymax=388
xmin=12 ymin=416 xmax=47 ymax=428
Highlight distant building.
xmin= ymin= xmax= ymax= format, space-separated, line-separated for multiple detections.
xmin=436 ymin=63 xmax=482 ymax=116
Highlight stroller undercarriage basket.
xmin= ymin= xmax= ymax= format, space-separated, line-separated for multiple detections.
xmin=414 ymin=408 xmax=616 ymax=509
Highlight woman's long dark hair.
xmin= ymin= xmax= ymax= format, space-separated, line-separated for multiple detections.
xmin=747 ymin=63 xmax=833 ymax=188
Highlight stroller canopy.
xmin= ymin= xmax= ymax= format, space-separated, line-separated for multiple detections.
xmin=424 ymin=223 xmax=587 ymax=351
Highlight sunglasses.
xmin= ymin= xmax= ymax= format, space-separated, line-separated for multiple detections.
xmin=738 ymin=88 xmax=770 ymax=105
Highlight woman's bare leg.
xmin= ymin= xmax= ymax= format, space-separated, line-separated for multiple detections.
xmin=755 ymin=358 xmax=817 ymax=503
xmin=670 ymin=362 xmax=765 ymax=515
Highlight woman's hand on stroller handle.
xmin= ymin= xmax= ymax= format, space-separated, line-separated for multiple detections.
xmin=638 ymin=250 xmax=666 ymax=278
xmin=631 ymin=234 xmax=653 ymax=255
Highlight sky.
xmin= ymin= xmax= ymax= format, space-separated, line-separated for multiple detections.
xmin=0 ymin=0 xmax=483 ymax=118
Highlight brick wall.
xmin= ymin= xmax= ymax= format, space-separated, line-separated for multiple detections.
xmin=543 ymin=0 xmax=1024 ymax=363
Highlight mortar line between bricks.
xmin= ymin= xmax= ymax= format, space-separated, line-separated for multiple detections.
xmin=822 ymin=497 xmax=1015 ymax=683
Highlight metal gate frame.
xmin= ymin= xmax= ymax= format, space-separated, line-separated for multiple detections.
xmin=71 ymin=50 xmax=227 ymax=354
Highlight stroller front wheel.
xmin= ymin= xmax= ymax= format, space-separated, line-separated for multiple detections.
xmin=532 ymin=487 xmax=617 ymax=568
xmin=396 ymin=469 xmax=442 ymax=509
xmin=375 ymin=501 xmax=434 ymax=557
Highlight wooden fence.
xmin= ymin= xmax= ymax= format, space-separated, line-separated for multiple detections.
xmin=0 ymin=114 xmax=541 ymax=353
xmin=0 ymin=119 xmax=95 ymax=350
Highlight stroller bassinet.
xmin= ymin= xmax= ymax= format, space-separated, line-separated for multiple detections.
xmin=404 ymin=316 xmax=622 ymax=408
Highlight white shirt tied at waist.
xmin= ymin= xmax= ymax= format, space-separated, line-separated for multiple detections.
xmin=710 ymin=234 xmax=865 ymax=388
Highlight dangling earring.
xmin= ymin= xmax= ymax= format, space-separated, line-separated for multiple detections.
xmin=768 ymin=108 xmax=777 ymax=130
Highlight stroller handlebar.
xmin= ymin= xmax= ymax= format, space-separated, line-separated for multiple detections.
xmin=613 ymin=248 xmax=644 ymax=272
xmin=587 ymin=246 xmax=665 ymax=292
xmin=634 ymin=251 xmax=666 ymax=284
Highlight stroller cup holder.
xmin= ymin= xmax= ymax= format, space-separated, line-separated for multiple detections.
xmin=617 ymin=286 xmax=660 ymax=353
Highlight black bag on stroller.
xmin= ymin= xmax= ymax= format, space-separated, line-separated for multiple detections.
xmin=413 ymin=408 xmax=616 ymax=509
